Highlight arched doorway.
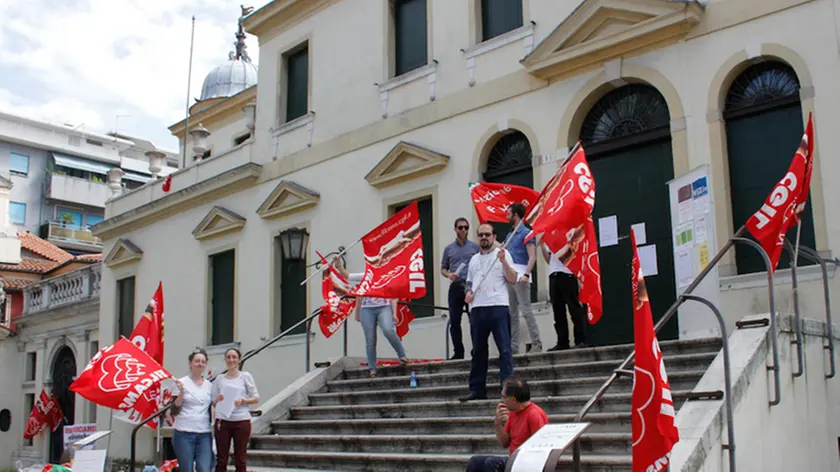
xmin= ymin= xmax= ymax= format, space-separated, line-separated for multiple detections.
xmin=579 ymin=83 xmax=678 ymax=346
xmin=483 ymin=130 xmax=537 ymax=301
xmin=50 ymin=346 xmax=75 ymax=463
xmin=723 ymin=61 xmax=815 ymax=274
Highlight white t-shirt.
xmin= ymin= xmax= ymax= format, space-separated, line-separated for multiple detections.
xmin=546 ymin=247 xmax=573 ymax=275
xmin=211 ymin=371 xmax=259 ymax=422
xmin=173 ymin=376 xmax=212 ymax=433
xmin=466 ymin=248 xmax=513 ymax=309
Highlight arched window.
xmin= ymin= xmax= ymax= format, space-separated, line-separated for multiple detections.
xmin=580 ymin=83 xmax=670 ymax=150
xmin=723 ymin=60 xmax=813 ymax=274
xmin=483 ymin=131 xmax=533 ymax=181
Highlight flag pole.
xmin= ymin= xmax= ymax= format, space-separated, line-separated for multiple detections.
xmin=299 ymin=238 xmax=362 ymax=286
xmin=182 ymin=15 xmax=196 ymax=168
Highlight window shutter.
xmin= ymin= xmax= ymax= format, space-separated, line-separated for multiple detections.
xmin=481 ymin=0 xmax=523 ymax=42
xmin=394 ymin=0 xmax=428 ymax=76
xmin=286 ymin=46 xmax=309 ymax=122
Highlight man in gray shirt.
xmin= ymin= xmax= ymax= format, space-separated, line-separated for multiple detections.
xmin=441 ymin=217 xmax=480 ymax=359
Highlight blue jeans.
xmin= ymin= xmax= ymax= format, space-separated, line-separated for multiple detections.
xmin=468 ymin=306 xmax=514 ymax=396
xmin=466 ymin=455 xmax=508 ymax=471
xmin=172 ymin=430 xmax=212 ymax=472
xmin=361 ymin=305 xmax=407 ymax=371
xmin=448 ymin=282 xmax=469 ymax=357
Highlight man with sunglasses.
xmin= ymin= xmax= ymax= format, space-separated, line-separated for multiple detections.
xmin=460 ymin=224 xmax=517 ymax=402
xmin=441 ymin=217 xmax=480 ymax=360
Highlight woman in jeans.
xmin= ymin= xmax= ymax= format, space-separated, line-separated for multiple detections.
xmin=172 ymin=348 xmax=213 ymax=472
xmin=212 ymin=348 xmax=259 ymax=472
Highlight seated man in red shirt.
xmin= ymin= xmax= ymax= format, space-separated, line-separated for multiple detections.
xmin=466 ymin=377 xmax=548 ymax=472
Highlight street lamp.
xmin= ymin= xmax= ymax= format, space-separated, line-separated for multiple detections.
xmin=278 ymin=228 xmax=309 ymax=261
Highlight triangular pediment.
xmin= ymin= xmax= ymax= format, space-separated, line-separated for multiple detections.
xmin=104 ymin=239 xmax=143 ymax=268
xmin=522 ymin=0 xmax=703 ymax=79
xmin=192 ymin=206 xmax=247 ymax=241
xmin=365 ymin=142 xmax=449 ymax=189
xmin=256 ymin=180 xmax=320 ymax=219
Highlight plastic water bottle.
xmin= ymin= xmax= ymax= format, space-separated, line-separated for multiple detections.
xmin=410 ymin=371 xmax=418 ymax=389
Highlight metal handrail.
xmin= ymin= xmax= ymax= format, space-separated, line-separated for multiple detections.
xmin=571 ymin=226 xmax=782 ymax=471
xmin=783 ymin=240 xmax=806 ymax=377
xmin=129 ymin=401 xmax=173 ymax=472
xmin=785 ymin=245 xmax=838 ymax=378
xmin=238 ymin=307 xmax=324 ymax=371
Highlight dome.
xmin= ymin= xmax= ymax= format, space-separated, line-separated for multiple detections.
xmin=199 ymin=58 xmax=258 ymax=100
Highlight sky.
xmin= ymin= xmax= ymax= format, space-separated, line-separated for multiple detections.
xmin=0 ymin=0 xmax=266 ymax=153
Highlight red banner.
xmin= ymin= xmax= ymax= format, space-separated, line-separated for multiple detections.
xmin=525 ymin=144 xmax=595 ymax=244
xmin=350 ymin=202 xmax=426 ymax=300
xmin=745 ymin=114 xmax=814 ymax=271
xmin=544 ymin=217 xmax=603 ymax=324
xmin=23 ymin=390 xmax=63 ymax=439
xmin=395 ymin=302 xmax=415 ymax=339
xmin=318 ymin=264 xmax=357 ymax=338
xmin=631 ymin=229 xmax=678 ymax=471
xmin=469 ymin=182 xmax=539 ymax=223
xmin=70 ymin=338 xmax=172 ymax=414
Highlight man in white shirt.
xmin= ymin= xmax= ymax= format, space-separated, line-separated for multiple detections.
xmin=459 ymin=224 xmax=518 ymax=402
xmin=541 ymin=242 xmax=587 ymax=350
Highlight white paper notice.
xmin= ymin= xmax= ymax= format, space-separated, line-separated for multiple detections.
xmin=631 ymin=223 xmax=647 ymax=245
xmin=638 ymin=244 xmax=658 ymax=277
xmin=677 ymin=184 xmax=694 ymax=224
xmin=676 ymin=248 xmax=694 ymax=288
xmin=695 ymin=215 xmax=708 ymax=244
xmin=73 ymin=450 xmax=107 ymax=472
xmin=216 ymin=384 xmax=238 ymax=418
xmin=511 ymin=423 xmax=591 ymax=472
xmin=598 ymin=215 xmax=618 ymax=247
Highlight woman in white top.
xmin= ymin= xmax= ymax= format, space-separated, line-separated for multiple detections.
xmin=211 ymin=348 xmax=259 ymax=472
xmin=172 ymin=348 xmax=213 ymax=472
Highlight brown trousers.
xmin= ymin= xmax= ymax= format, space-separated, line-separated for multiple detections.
xmin=214 ymin=419 xmax=251 ymax=472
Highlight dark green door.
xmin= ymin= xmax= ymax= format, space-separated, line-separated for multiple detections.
xmin=281 ymin=257 xmax=307 ymax=334
xmin=484 ymin=131 xmax=538 ymax=302
xmin=587 ymin=139 xmax=678 ymax=346
xmin=724 ymin=62 xmax=814 ymax=274
xmin=396 ymin=198 xmax=435 ymax=318
xmin=50 ymin=347 xmax=75 ymax=463
xmin=211 ymin=250 xmax=236 ymax=345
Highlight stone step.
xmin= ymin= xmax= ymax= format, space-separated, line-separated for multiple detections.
xmin=251 ymin=432 xmax=633 ymax=456
xmin=270 ymin=412 xmax=632 ymax=436
xmin=309 ymin=370 xmax=705 ymax=406
xmin=289 ymin=390 xmax=693 ymax=421
xmin=340 ymin=337 xmax=721 ymax=380
xmin=247 ymin=450 xmax=632 ymax=472
xmin=328 ymin=352 xmax=716 ymax=392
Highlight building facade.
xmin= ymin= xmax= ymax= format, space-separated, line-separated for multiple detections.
xmin=92 ymin=0 xmax=840 ymax=460
xmin=0 ymin=110 xmax=179 ymax=254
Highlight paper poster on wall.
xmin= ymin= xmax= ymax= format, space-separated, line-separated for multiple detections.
xmin=677 ymin=184 xmax=694 ymax=223
xmin=631 ymin=223 xmax=647 ymax=245
xmin=598 ymin=215 xmax=619 ymax=247
xmin=675 ymin=224 xmax=693 ymax=247
xmin=64 ymin=424 xmax=97 ymax=451
xmin=698 ymin=243 xmax=710 ymax=270
xmin=638 ymin=244 xmax=658 ymax=276
xmin=692 ymin=176 xmax=710 ymax=216
xmin=695 ymin=215 xmax=708 ymax=244
xmin=676 ymin=248 xmax=695 ymax=288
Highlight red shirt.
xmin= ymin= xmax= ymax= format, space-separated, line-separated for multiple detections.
xmin=504 ymin=402 xmax=549 ymax=454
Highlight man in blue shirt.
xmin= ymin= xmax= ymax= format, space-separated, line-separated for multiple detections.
xmin=505 ymin=203 xmax=542 ymax=354
xmin=441 ymin=217 xmax=480 ymax=359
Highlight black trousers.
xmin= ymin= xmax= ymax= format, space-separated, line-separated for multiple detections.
xmin=448 ymin=282 xmax=469 ymax=357
xmin=549 ymin=272 xmax=587 ymax=348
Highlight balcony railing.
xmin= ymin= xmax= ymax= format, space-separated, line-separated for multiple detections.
xmin=46 ymin=173 xmax=112 ymax=208
xmin=40 ymin=221 xmax=103 ymax=251
xmin=23 ymin=264 xmax=101 ymax=315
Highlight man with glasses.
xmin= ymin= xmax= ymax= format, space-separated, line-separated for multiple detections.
xmin=460 ymin=224 xmax=517 ymax=402
xmin=441 ymin=217 xmax=480 ymax=360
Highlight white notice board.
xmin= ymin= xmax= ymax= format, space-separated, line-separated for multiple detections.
xmin=667 ymin=164 xmax=721 ymax=339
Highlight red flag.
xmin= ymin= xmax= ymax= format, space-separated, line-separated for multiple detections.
xmin=318 ymin=255 xmax=358 ymax=338
xmin=70 ymin=338 xmax=172 ymax=413
xmin=543 ymin=218 xmax=603 ymax=324
xmin=23 ymin=390 xmax=62 ymax=439
xmin=524 ymin=145 xmax=595 ymax=244
xmin=129 ymin=282 xmax=165 ymax=365
xmin=395 ymin=301 xmax=415 ymax=339
xmin=469 ymin=182 xmax=539 ymax=223
xmin=350 ymin=202 xmax=426 ymax=299
xmin=162 ymin=174 xmax=172 ymax=193
xmin=44 ymin=393 xmax=64 ymax=432
xmin=745 ymin=115 xmax=814 ymax=270
xmin=631 ymin=229 xmax=678 ymax=471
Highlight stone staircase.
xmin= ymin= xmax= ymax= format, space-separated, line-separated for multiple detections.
xmin=247 ymin=337 xmax=722 ymax=471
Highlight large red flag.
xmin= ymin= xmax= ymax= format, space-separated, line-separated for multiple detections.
xmin=317 ymin=251 xmax=358 ymax=338
xmin=631 ymin=229 xmax=679 ymax=471
xmin=524 ymin=144 xmax=595 ymax=244
xmin=544 ymin=217 xmax=603 ymax=323
xmin=129 ymin=282 xmax=165 ymax=365
xmin=23 ymin=390 xmax=63 ymax=439
xmin=70 ymin=338 xmax=172 ymax=413
xmin=745 ymin=114 xmax=814 ymax=270
xmin=350 ymin=202 xmax=426 ymax=300
xmin=469 ymin=182 xmax=539 ymax=223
